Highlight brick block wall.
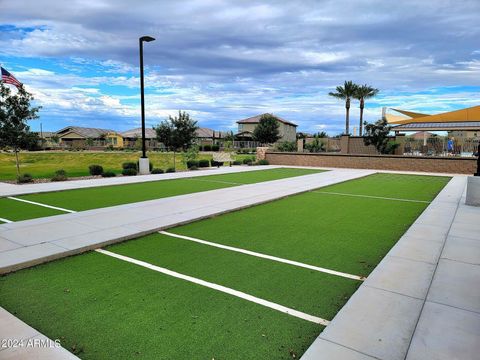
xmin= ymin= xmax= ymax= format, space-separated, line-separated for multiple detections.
xmin=265 ymin=152 xmax=477 ymax=174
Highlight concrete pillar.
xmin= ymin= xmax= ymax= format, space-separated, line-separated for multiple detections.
xmin=138 ymin=157 xmax=150 ymax=175
xmin=297 ymin=139 xmax=304 ymax=152
xmin=256 ymin=147 xmax=269 ymax=161
xmin=340 ymin=135 xmax=350 ymax=154
xmin=466 ymin=176 xmax=480 ymax=206
xmin=395 ymin=133 xmax=406 ymax=155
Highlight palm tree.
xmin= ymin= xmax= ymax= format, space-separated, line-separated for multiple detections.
xmin=354 ymin=84 xmax=379 ymax=136
xmin=328 ymin=81 xmax=357 ymax=135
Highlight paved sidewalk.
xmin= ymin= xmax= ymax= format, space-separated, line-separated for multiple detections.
xmin=0 ymin=307 xmax=79 ymax=359
xmin=0 ymin=165 xmax=279 ymax=197
xmin=302 ymin=175 xmax=480 ymax=360
xmin=0 ymin=168 xmax=373 ymax=274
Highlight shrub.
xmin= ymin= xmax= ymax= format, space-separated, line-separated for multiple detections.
xmin=166 ymin=167 xmax=176 ymax=173
xmin=211 ymin=160 xmax=223 ymax=167
xmin=203 ymin=144 xmax=212 ymax=151
xmin=51 ymin=169 xmax=68 ymax=182
xmin=243 ymin=158 xmax=253 ymax=165
xmin=88 ymin=164 xmax=103 ymax=176
xmin=122 ymin=168 xmax=137 ymax=176
xmin=122 ymin=162 xmax=137 ymax=170
xmin=211 ymin=145 xmax=220 ymax=151
xmin=232 ymin=160 xmax=242 ymax=165
xmin=136 ymin=160 xmax=153 ymax=171
xmin=257 ymin=159 xmax=269 ymax=165
xmin=186 ymin=160 xmax=199 ymax=169
xmin=17 ymin=173 xmax=33 ymax=184
xmin=276 ymin=141 xmax=297 ymax=152
xmin=151 ymin=168 xmax=164 ymax=174
xmin=198 ymin=159 xmax=210 ymax=168
xmin=189 ymin=165 xmax=199 ymax=170
xmin=101 ymin=171 xmax=116 ymax=177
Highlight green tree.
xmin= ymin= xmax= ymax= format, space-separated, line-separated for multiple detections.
xmin=353 ymin=84 xmax=379 ymax=136
xmin=154 ymin=111 xmax=198 ymax=170
xmin=0 ymin=82 xmax=41 ymax=176
xmin=328 ymin=80 xmax=357 ymax=135
xmin=363 ymin=118 xmax=398 ymax=154
xmin=252 ymin=114 xmax=281 ymax=144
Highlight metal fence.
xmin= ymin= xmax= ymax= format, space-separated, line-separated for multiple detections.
xmin=403 ymin=137 xmax=479 ymax=157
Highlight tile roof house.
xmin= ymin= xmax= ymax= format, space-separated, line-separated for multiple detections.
xmin=236 ymin=113 xmax=297 ymax=142
xmin=56 ymin=126 xmax=116 ymax=149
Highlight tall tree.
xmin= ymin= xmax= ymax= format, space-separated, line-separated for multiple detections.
xmin=253 ymin=114 xmax=281 ymax=144
xmin=154 ymin=111 xmax=198 ymax=170
xmin=354 ymin=84 xmax=379 ymax=136
xmin=0 ymin=82 xmax=41 ymax=177
xmin=328 ymin=81 xmax=357 ymax=135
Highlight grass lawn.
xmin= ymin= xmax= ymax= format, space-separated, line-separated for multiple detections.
xmin=1 ymin=168 xmax=324 ymax=221
xmin=0 ymin=173 xmax=450 ymax=359
xmin=0 ymin=151 xmax=254 ymax=180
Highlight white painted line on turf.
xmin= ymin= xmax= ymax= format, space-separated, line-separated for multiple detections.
xmin=96 ymin=248 xmax=329 ymax=325
xmin=312 ymin=191 xmax=431 ymax=204
xmin=0 ymin=217 xmax=13 ymax=223
xmin=160 ymin=231 xmax=365 ymax=281
xmin=185 ymin=178 xmax=244 ymax=186
xmin=7 ymin=197 xmax=77 ymax=213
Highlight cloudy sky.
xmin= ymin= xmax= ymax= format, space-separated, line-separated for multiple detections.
xmin=1 ymin=0 xmax=479 ymax=134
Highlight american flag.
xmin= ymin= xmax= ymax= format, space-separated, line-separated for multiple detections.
xmin=1 ymin=67 xmax=22 ymax=88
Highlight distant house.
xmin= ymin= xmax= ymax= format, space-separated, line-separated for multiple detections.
xmin=410 ymin=131 xmax=435 ymax=140
xmin=56 ymin=126 xmax=116 ymax=149
xmin=195 ymin=128 xmax=225 ymax=145
xmin=120 ymin=128 xmax=159 ymax=149
xmin=236 ymin=113 xmax=297 ymax=143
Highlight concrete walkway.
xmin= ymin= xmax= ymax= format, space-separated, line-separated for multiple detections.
xmin=0 ymin=307 xmax=79 ymax=359
xmin=301 ymin=175 xmax=480 ymax=360
xmin=0 ymin=165 xmax=280 ymax=197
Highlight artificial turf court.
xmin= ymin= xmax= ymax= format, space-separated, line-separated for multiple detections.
xmin=0 ymin=173 xmax=451 ymax=359
xmin=0 ymin=167 xmax=322 ymax=223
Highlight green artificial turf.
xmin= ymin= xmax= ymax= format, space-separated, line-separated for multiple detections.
xmin=0 ymin=198 xmax=64 ymax=222
xmin=321 ymin=173 xmax=451 ymax=201
xmin=0 ymin=173 xmax=450 ymax=359
xmin=3 ymin=168 xmax=322 ymax=221
xmin=108 ymin=233 xmax=360 ymax=320
xmin=0 ymin=252 xmax=320 ymax=360
xmin=0 ymin=151 xmax=255 ymax=180
xmin=169 ymin=173 xmax=451 ymax=276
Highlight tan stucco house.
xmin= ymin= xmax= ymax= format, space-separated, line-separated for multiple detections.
xmin=236 ymin=113 xmax=297 ymax=143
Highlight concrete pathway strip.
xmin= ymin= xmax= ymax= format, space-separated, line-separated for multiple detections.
xmin=160 ymin=231 xmax=365 ymax=281
xmin=7 ymin=197 xmax=77 ymax=213
xmin=312 ymin=191 xmax=431 ymax=204
xmin=0 ymin=217 xmax=13 ymax=223
xmin=0 ymin=165 xmax=283 ymax=197
xmin=185 ymin=178 xmax=243 ymax=186
xmin=96 ymin=248 xmax=329 ymax=325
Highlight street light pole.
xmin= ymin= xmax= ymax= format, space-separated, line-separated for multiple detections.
xmin=138 ymin=35 xmax=155 ymax=174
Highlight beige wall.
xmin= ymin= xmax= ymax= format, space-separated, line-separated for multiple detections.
xmin=265 ymin=152 xmax=476 ymax=174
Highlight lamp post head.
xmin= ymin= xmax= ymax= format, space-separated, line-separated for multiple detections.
xmin=140 ymin=35 xmax=155 ymax=42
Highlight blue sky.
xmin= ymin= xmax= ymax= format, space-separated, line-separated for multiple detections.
xmin=1 ymin=0 xmax=479 ymax=134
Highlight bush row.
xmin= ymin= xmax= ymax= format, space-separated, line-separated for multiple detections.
xmin=16 ymin=157 xmax=268 ymax=183
xmin=199 ymin=145 xmax=220 ymax=151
